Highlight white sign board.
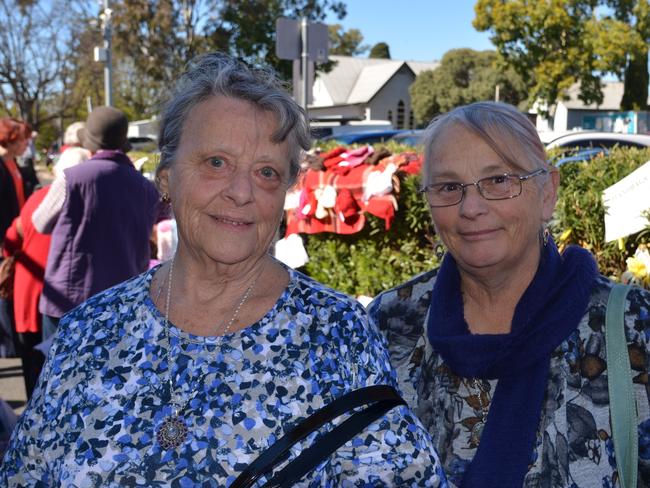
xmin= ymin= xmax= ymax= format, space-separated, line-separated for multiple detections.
xmin=602 ymin=160 xmax=650 ymax=241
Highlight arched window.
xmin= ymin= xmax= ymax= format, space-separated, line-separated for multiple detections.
xmin=409 ymin=110 xmax=414 ymax=129
xmin=387 ymin=110 xmax=393 ymax=125
xmin=396 ymin=100 xmax=405 ymax=129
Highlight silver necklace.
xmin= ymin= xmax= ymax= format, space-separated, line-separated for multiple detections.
xmin=155 ymin=255 xmax=258 ymax=450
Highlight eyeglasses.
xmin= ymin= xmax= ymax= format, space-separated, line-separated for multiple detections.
xmin=419 ymin=168 xmax=548 ymax=207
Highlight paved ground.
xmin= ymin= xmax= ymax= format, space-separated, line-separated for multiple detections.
xmin=0 ymin=358 xmax=27 ymax=415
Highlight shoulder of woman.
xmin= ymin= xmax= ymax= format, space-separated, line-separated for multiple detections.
xmin=368 ymin=267 xmax=440 ymax=319
xmin=588 ymin=275 xmax=650 ymax=310
xmin=289 ymin=268 xmax=368 ymax=316
xmin=61 ymin=269 xmax=154 ymax=342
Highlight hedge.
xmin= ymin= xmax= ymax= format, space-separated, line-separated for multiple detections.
xmin=301 ymin=145 xmax=650 ymax=296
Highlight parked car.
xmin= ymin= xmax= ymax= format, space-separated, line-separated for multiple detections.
xmin=390 ymin=129 xmax=424 ymax=147
xmin=127 ymin=136 xmax=158 ymax=152
xmin=545 ymin=131 xmax=650 ymax=151
xmin=551 ymin=147 xmax=609 ymax=167
xmin=321 ymin=129 xmax=404 ymax=145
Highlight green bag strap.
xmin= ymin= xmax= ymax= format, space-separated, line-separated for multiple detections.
xmin=606 ymin=283 xmax=637 ymax=488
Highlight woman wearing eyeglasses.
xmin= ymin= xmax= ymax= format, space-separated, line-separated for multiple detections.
xmin=369 ymin=101 xmax=650 ymax=487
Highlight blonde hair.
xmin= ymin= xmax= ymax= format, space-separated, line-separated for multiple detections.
xmin=421 ymin=102 xmax=548 ymax=185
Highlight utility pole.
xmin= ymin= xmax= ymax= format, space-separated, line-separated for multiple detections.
xmin=94 ymin=0 xmax=113 ymax=106
xmin=300 ymin=17 xmax=309 ymax=113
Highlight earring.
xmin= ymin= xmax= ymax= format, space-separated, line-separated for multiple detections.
xmin=434 ymin=242 xmax=446 ymax=260
xmin=541 ymin=227 xmax=550 ymax=247
xmin=161 ymin=193 xmax=170 ymax=204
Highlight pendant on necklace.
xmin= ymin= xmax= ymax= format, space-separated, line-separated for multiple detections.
xmin=156 ymin=415 xmax=188 ymax=450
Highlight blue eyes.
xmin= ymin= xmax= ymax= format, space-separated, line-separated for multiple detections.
xmin=209 ymin=157 xmax=225 ymax=168
xmin=206 ymin=157 xmax=281 ymax=182
xmin=259 ymin=167 xmax=279 ymax=179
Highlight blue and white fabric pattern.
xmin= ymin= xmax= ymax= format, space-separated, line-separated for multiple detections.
xmin=1 ymin=265 xmax=447 ymax=487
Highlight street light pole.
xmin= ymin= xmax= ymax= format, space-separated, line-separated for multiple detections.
xmin=101 ymin=0 xmax=113 ymax=106
xmin=300 ymin=17 xmax=309 ymax=116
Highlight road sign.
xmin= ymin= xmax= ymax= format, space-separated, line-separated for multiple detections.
xmin=276 ymin=18 xmax=328 ymax=63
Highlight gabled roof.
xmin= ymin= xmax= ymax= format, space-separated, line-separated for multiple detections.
xmin=317 ymin=55 xmax=438 ymax=105
xmin=406 ymin=61 xmax=440 ymax=76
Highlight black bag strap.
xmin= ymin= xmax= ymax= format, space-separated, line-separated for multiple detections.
xmin=230 ymin=385 xmax=406 ymax=488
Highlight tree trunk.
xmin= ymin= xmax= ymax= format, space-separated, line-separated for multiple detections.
xmin=621 ymin=50 xmax=649 ymax=111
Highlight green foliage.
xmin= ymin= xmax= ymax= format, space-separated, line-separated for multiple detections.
xmin=298 ymin=145 xmax=649 ymax=296
xmin=110 ymin=1 xmax=348 ymax=116
xmin=302 ymin=174 xmax=439 ymax=296
xmin=409 ymin=48 xmax=526 ymax=125
xmin=328 ymin=24 xmax=368 ymax=56
xmin=551 ymin=146 xmax=650 ymax=278
xmin=473 ymin=0 xmax=649 ymax=114
xmin=369 ymin=42 xmax=391 ymax=59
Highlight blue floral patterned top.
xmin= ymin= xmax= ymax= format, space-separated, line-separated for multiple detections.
xmin=1 ymin=265 xmax=447 ymax=487
xmin=369 ymin=270 xmax=650 ymax=487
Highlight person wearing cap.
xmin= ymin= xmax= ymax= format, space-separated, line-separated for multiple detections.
xmin=31 ymin=106 xmax=166 ymax=338
xmin=52 ymin=121 xmax=91 ymax=177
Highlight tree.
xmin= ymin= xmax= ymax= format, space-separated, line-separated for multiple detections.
xmin=110 ymin=0 xmax=348 ymax=116
xmin=369 ymin=42 xmax=391 ymax=59
xmin=328 ymin=24 xmax=368 ymax=56
xmin=609 ymin=0 xmax=650 ymax=110
xmin=409 ymin=48 xmax=526 ymax=125
xmin=0 ymin=0 xmax=91 ymax=131
xmin=473 ymin=0 xmax=648 ymax=114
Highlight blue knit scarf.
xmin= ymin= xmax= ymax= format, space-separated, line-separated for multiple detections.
xmin=427 ymin=238 xmax=598 ymax=487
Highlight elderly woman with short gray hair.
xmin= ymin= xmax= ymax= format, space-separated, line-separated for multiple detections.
xmin=1 ymin=53 xmax=446 ymax=486
xmin=369 ymin=101 xmax=650 ymax=487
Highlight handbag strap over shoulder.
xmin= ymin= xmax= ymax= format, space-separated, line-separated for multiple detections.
xmin=230 ymin=384 xmax=406 ymax=488
xmin=606 ymin=283 xmax=637 ymax=488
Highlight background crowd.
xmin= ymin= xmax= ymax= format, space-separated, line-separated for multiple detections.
xmin=0 ymin=107 xmax=167 ymax=406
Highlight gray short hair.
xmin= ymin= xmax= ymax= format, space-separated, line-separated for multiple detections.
xmin=421 ymin=101 xmax=548 ymax=185
xmin=156 ymin=52 xmax=311 ymax=187
xmin=63 ymin=121 xmax=85 ymax=146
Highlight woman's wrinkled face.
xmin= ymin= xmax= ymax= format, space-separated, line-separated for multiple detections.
xmin=425 ymin=125 xmax=557 ymax=275
xmin=159 ymin=95 xmax=291 ymax=266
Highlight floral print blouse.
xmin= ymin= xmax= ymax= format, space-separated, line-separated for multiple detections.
xmin=1 ymin=265 xmax=447 ymax=487
xmin=368 ymin=269 xmax=650 ymax=488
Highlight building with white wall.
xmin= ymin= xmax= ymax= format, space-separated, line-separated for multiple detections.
xmin=534 ymin=82 xmax=650 ymax=135
xmin=309 ymin=55 xmax=439 ymax=129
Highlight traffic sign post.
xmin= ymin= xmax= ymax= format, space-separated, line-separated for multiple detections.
xmin=276 ymin=17 xmax=328 ymax=113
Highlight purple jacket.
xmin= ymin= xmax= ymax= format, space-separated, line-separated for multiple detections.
xmin=40 ymin=150 xmax=164 ymax=318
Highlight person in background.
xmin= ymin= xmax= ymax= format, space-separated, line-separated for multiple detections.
xmin=53 ymin=121 xmax=91 ymax=177
xmin=369 ymin=101 xmax=650 ymax=487
xmin=31 ymin=106 xmax=166 ymax=339
xmin=3 ymin=185 xmax=52 ymax=398
xmin=17 ymin=130 xmax=40 ymax=197
xmin=0 ymin=118 xmax=31 ymax=243
xmin=1 ymin=52 xmax=446 ymax=486
xmin=0 ymin=118 xmax=31 ymax=358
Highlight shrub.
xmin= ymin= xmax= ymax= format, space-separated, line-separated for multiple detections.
xmin=301 ymin=145 xmax=650 ymax=296
xmin=302 ymin=173 xmax=440 ymax=297
xmin=552 ymin=146 xmax=650 ymax=279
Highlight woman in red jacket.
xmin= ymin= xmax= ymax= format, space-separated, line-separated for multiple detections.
xmin=0 ymin=118 xmax=31 ymax=359
xmin=3 ymin=186 xmax=51 ymax=398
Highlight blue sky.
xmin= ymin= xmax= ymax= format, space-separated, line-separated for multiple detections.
xmin=325 ymin=0 xmax=495 ymax=62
